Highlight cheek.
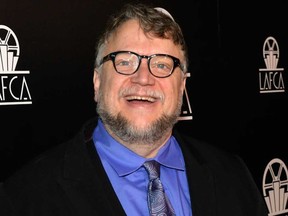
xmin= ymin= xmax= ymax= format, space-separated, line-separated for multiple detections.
xmin=166 ymin=89 xmax=181 ymax=106
xmin=99 ymin=75 xmax=122 ymax=105
xmin=164 ymin=79 xmax=185 ymax=107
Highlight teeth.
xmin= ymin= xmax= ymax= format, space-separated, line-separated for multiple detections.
xmin=126 ymin=96 xmax=156 ymax=102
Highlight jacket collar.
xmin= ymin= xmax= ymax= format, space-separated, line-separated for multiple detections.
xmin=58 ymin=117 xmax=126 ymax=216
xmin=173 ymin=130 xmax=216 ymax=216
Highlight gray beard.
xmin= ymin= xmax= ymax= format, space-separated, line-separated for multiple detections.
xmin=96 ymin=101 xmax=182 ymax=145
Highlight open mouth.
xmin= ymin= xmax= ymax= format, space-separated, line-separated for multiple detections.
xmin=125 ymin=95 xmax=156 ymax=103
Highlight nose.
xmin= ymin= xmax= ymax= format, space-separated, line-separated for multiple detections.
xmin=130 ymin=58 xmax=155 ymax=85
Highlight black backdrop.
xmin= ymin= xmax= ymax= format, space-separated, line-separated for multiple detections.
xmin=1 ymin=0 xmax=287 ymax=211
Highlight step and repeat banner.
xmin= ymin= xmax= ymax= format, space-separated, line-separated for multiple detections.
xmin=1 ymin=0 xmax=287 ymax=215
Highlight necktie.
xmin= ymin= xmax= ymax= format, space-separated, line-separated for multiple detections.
xmin=143 ymin=160 xmax=176 ymax=216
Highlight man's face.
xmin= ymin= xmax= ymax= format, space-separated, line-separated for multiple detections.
xmin=94 ymin=20 xmax=186 ymax=145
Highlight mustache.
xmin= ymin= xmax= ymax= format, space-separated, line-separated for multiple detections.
xmin=119 ymin=86 xmax=164 ymax=100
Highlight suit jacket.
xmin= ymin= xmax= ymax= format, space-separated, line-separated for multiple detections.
xmin=0 ymin=117 xmax=268 ymax=216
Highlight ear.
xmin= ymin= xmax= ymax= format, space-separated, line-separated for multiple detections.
xmin=93 ymin=69 xmax=100 ymax=102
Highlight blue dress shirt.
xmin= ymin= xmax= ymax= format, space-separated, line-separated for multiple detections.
xmin=93 ymin=119 xmax=192 ymax=216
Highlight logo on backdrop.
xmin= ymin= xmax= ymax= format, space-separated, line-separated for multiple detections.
xmin=259 ymin=36 xmax=285 ymax=94
xmin=0 ymin=25 xmax=32 ymax=105
xmin=263 ymin=158 xmax=288 ymax=215
xmin=178 ymin=72 xmax=193 ymax=121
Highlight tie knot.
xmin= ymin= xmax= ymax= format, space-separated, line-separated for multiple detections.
xmin=143 ymin=160 xmax=160 ymax=180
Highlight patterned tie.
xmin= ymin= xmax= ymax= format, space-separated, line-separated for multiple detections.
xmin=143 ymin=160 xmax=176 ymax=216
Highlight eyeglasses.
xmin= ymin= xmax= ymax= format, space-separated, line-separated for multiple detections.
xmin=99 ymin=51 xmax=183 ymax=78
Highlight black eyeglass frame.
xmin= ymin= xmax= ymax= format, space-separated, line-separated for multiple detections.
xmin=99 ymin=51 xmax=183 ymax=78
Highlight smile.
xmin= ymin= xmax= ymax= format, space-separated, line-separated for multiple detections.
xmin=125 ymin=95 xmax=156 ymax=102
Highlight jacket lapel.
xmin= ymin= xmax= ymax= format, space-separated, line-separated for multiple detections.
xmin=174 ymin=131 xmax=216 ymax=216
xmin=57 ymin=119 xmax=126 ymax=216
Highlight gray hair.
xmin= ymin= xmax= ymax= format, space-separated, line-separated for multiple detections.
xmin=94 ymin=3 xmax=189 ymax=73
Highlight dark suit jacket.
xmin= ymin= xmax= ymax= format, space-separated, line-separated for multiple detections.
xmin=0 ymin=118 xmax=268 ymax=216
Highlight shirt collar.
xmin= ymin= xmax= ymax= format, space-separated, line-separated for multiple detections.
xmin=93 ymin=119 xmax=185 ymax=177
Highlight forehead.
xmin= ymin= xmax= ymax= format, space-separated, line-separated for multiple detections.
xmin=105 ymin=19 xmax=183 ymax=58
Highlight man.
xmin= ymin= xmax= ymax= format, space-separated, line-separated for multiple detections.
xmin=0 ymin=3 xmax=268 ymax=216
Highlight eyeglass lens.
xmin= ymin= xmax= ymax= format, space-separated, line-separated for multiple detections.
xmin=114 ymin=52 xmax=174 ymax=77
